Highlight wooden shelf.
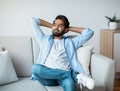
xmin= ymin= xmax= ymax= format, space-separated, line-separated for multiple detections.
xmin=100 ymin=29 xmax=120 ymax=72
xmin=100 ymin=29 xmax=120 ymax=58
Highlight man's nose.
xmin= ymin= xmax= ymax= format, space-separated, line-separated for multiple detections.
xmin=55 ymin=25 xmax=58 ymax=29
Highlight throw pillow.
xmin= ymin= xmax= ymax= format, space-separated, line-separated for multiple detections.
xmin=76 ymin=45 xmax=94 ymax=76
xmin=0 ymin=50 xmax=18 ymax=85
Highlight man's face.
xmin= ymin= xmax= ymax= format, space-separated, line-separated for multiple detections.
xmin=52 ymin=19 xmax=66 ymax=37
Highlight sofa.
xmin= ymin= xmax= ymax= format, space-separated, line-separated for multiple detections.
xmin=0 ymin=36 xmax=115 ymax=91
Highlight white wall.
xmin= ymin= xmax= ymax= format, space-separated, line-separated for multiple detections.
xmin=0 ymin=0 xmax=120 ymax=53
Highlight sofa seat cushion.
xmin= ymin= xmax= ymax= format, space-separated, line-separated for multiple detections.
xmin=82 ymin=80 xmax=105 ymax=91
xmin=45 ymin=80 xmax=105 ymax=91
xmin=0 ymin=77 xmax=47 ymax=91
xmin=45 ymin=85 xmax=81 ymax=91
xmin=0 ymin=78 xmax=105 ymax=91
xmin=45 ymin=86 xmax=64 ymax=91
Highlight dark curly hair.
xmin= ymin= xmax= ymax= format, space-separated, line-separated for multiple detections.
xmin=53 ymin=15 xmax=70 ymax=28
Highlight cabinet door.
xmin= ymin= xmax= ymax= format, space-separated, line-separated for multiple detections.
xmin=114 ymin=33 xmax=120 ymax=72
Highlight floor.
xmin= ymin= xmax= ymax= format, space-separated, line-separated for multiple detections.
xmin=114 ymin=79 xmax=120 ymax=91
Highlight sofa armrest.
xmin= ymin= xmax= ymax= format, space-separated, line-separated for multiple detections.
xmin=90 ymin=53 xmax=115 ymax=91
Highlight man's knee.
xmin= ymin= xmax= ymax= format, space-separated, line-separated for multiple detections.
xmin=31 ymin=64 xmax=42 ymax=74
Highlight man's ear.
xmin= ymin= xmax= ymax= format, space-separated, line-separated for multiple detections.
xmin=64 ymin=28 xmax=69 ymax=33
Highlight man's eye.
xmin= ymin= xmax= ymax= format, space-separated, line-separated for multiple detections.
xmin=59 ymin=25 xmax=63 ymax=27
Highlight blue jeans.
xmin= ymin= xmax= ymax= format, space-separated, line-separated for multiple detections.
xmin=31 ymin=64 xmax=77 ymax=91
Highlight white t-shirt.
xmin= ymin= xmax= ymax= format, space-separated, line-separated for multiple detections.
xmin=44 ymin=39 xmax=70 ymax=71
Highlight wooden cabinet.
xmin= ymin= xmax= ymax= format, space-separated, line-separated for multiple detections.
xmin=100 ymin=29 xmax=120 ymax=72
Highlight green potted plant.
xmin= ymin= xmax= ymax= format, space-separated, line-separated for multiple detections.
xmin=105 ymin=13 xmax=120 ymax=30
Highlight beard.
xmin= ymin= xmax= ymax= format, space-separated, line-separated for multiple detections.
xmin=52 ymin=29 xmax=65 ymax=37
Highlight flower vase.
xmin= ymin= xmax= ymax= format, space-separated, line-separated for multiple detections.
xmin=109 ymin=22 xmax=117 ymax=30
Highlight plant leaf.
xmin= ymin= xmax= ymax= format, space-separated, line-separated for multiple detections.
xmin=105 ymin=16 xmax=112 ymax=21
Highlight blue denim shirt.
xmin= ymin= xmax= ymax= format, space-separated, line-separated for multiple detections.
xmin=31 ymin=17 xmax=94 ymax=80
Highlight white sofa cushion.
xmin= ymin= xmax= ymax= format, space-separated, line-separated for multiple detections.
xmin=76 ymin=45 xmax=94 ymax=76
xmin=0 ymin=50 xmax=18 ymax=85
xmin=0 ymin=37 xmax=33 ymax=76
xmin=0 ymin=77 xmax=47 ymax=91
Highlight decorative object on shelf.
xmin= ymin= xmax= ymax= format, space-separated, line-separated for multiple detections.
xmin=105 ymin=13 xmax=120 ymax=30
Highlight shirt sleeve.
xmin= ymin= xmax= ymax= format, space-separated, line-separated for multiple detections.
xmin=31 ymin=17 xmax=45 ymax=46
xmin=71 ymin=28 xmax=94 ymax=49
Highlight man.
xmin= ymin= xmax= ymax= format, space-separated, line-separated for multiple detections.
xmin=31 ymin=15 xmax=94 ymax=91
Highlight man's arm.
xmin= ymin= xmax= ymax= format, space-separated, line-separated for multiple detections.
xmin=31 ymin=17 xmax=53 ymax=46
xmin=69 ymin=25 xmax=94 ymax=49
xmin=38 ymin=19 xmax=84 ymax=33
xmin=69 ymin=26 xmax=85 ymax=33
xmin=38 ymin=18 xmax=52 ymax=28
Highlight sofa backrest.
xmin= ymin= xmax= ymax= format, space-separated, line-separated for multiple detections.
xmin=0 ymin=36 xmax=85 ymax=77
xmin=0 ymin=36 xmax=33 ymax=77
xmin=32 ymin=37 xmax=40 ymax=63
